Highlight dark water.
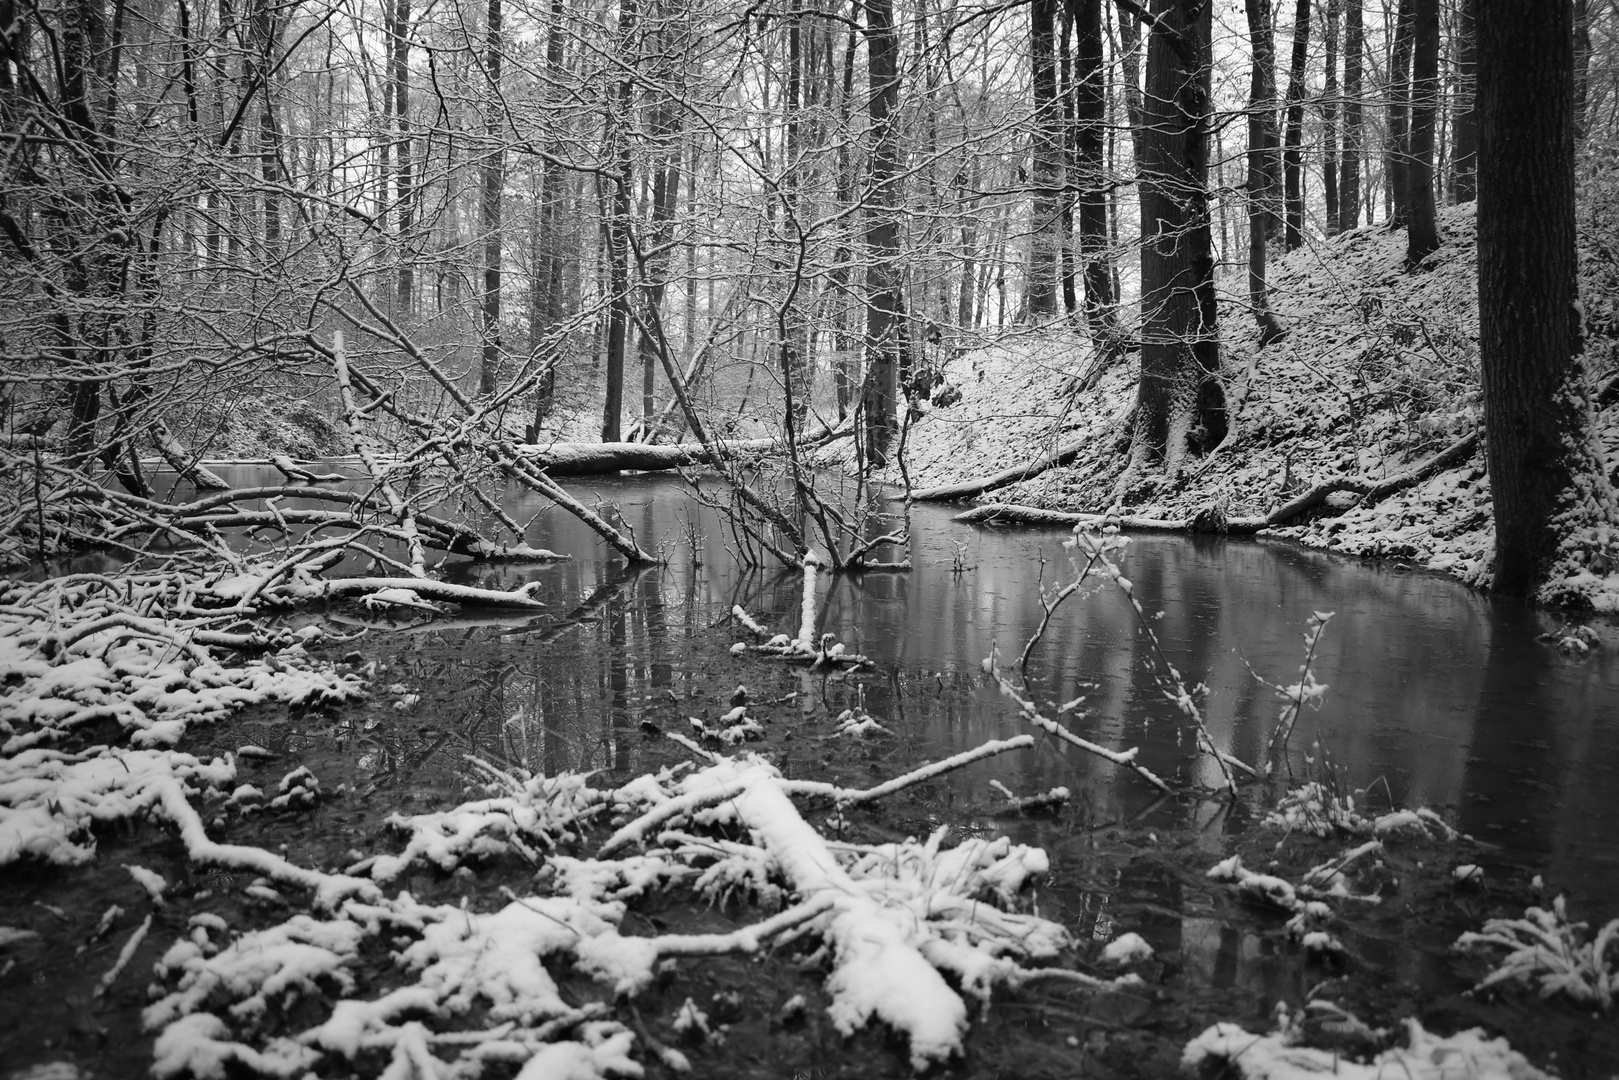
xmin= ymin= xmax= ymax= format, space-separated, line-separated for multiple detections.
xmin=152 ymin=465 xmax=1614 ymax=908
xmin=155 ymin=466 xmax=1619 ymax=906
xmin=13 ymin=465 xmax=1619 ymax=1075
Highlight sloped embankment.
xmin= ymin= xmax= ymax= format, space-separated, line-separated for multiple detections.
xmin=899 ymin=201 xmax=1619 ymax=591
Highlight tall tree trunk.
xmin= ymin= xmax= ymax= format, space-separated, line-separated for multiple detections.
xmin=1059 ymin=9 xmax=1079 ymax=316
xmin=1387 ymin=0 xmax=1415 ymax=228
xmin=830 ymin=23 xmax=859 ymax=420
xmin=1406 ymin=0 xmax=1440 ymax=264
xmin=1322 ymin=0 xmax=1339 ymax=231
xmin=1245 ymin=0 xmax=1286 ymax=344
xmin=479 ymin=0 xmax=505 ymax=396
xmin=1116 ymin=1 xmax=1146 ymax=163
xmin=778 ymin=11 xmax=808 ymax=428
xmin=1073 ymin=0 xmax=1121 ymax=355
xmin=535 ymin=0 xmax=569 ymax=420
xmin=601 ymin=0 xmax=636 ymax=440
xmin=1028 ymin=0 xmax=1061 ymax=317
xmin=249 ymin=0 xmax=282 ymax=251
xmin=1339 ymin=0 xmax=1362 ymax=228
xmin=1574 ymin=0 xmax=1592 ymax=140
xmin=1131 ymin=0 xmax=1224 ymax=477
xmin=862 ymin=0 xmax=904 ymax=466
xmin=1476 ymin=0 xmax=1614 ymax=600
xmin=1282 ymin=0 xmax=1310 ymax=250
xmin=391 ymin=0 xmax=414 ymax=313
xmin=1450 ymin=0 xmax=1477 ymax=201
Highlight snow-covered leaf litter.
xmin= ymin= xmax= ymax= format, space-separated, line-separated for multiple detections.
xmin=872 ymin=201 xmax=1619 ymax=608
xmin=140 ymin=745 xmax=1136 ymax=1078
xmin=0 ymin=563 xmax=1148 ymax=1077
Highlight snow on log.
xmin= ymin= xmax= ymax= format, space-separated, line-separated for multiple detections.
xmin=519 ymin=425 xmax=848 ymax=476
xmin=275 ymin=576 xmax=546 ymax=609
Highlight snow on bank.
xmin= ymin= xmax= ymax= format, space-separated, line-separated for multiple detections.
xmin=1183 ymin=1017 xmax=1553 ymax=1080
xmin=139 ymin=747 xmax=1132 ymax=1077
xmin=885 ymin=202 xmax=1619 ymax=608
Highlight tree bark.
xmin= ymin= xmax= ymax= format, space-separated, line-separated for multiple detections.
xmin=1387 ymin=0 xmax=1415 ymax=228
xmin=1130 ymin=0 xmax=1225 ymax=476
xmin=1476 ymin=0 xmax=1615 ymax=600
xmin=1072 ymin=0 xmax=1121 ymax=355
xmin=1245 ymin=0 xmax=1287 ymax=344
xmin=1029 ymin=0 xmax=1062 ymax=317
xmin=862 ymin=0 xmax=904 ymax=466
xmin=390 ymin=0 xmax=414 ymax=313
xmin=1450 ymin=0 xmax=1477 ymax=202
xmin=601 ymin=0 xmax=636 ymax=439
xmin=479 ymin=0 xmax=505 ymax=396
xmin=1338 ymin=0 xmax=1362 ymax=229
xmin=1406 ymin=0 xmax=1440 ymax=264
xmin=1282 ymin=0 xmax=1310 ymax=250
xmin=1322 ymin=0 xmax=1339 ymax=230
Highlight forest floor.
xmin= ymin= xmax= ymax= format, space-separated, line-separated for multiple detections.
xmin=868 ymin=200 xmax=1619 ymax=610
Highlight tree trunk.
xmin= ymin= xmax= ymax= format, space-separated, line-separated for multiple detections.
xmin=1073 ymin=0 xmax=1121 ymax=355
xmin=1282 ymin=0 xmax=1310 ymax=250
xmin=391 ymin=0 xmax=414 ymax=314
xmin=479 ymin=0 xmax=504 ymax=396
xmin=1116 ymin=2 xmax=1146 ymax=165
xmin=1406 ymin=0 xmax=1440 ymax=264
xmin=1476 ymin=0 xmax=1615 ymax=600
xmin=1131 ymin=0 xmax=1225 ymax=476
xmin=1450 ymin=0 xmax=1477 ymax=201
xmin=1028 ymin=0 xmax=1061 ymax=318
xmin=1322 ymin=0 xmax=1339 ymax=230
xmin=1574 ymin=0 xmax=1592 ymax=140
xmin=1059 ymin=9 xmax=1079 ymax=316
xmin=601 ymin=0 xmax=636 ymax=440
xmin=1339 ymin=0 xmax=1362 ymax=229
xmin=1387 ymin=0 xmax=1415 ymax=228
xmin=862 ymin=0 xmax=904 ymax=466
xmin=535 ymin=0 xmax=569 ymax=421
xmin=1245 ymin=0 xmax=1287 ymax=344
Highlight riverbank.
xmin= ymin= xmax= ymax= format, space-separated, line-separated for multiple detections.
xmin=880 ymin=201 xmax=1619 ymax=610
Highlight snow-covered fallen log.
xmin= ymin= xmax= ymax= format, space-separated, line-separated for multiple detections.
xmin=518 ymin=425 xmax=848 ymax=476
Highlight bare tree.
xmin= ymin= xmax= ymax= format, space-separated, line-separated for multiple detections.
xmin=1476 ymin=0 xmax=1615 ymax=599
xmin=863 ymin=0 xmax=904 ymax=465
xmin=1282 ymin=0 xmax=1311 ymax=250
xmin=1073 ymin=0 xmax=1121 ymax=356
xmin=1246 ymin=0 xmax=1287 ymax=344
xmin=1127 ymin=0 xmax=1225 ymax=479
xmin=1406 ymin=0 xmax=1441 ymax=264
xmin=1450 ymin=0 xmax=1477 ymax=202
xmin=1029 ymin=0 xmax=1062 ymax=317
xmin=1339 ymin=0 xmax=1364 ymax=229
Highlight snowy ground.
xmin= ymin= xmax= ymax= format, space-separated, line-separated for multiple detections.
xmin=877 ymin=202 xmax=1619 ymax=608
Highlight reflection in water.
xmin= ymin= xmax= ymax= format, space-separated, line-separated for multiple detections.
xmin=127 ymin=468 xmax=1619 ymax=913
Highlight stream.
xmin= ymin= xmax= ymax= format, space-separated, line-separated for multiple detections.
xmin=12 ymin=464 xmax=1619 ymax=1076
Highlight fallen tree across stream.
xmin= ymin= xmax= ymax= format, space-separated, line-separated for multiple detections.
xmin=517 ymin=424 xmax=848 ymax=476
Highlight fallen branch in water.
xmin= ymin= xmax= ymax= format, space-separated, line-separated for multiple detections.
xmin=982 ymin=647 xmax=1170 ymax=792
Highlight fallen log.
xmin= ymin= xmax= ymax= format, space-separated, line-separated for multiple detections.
xmin=908 ymin=439 xmax=1091 ymax=502
xmin=954 ymin=430 xmax=1481 ymax=534
xmin=520 ymin=424 xmax=848 ymax=476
